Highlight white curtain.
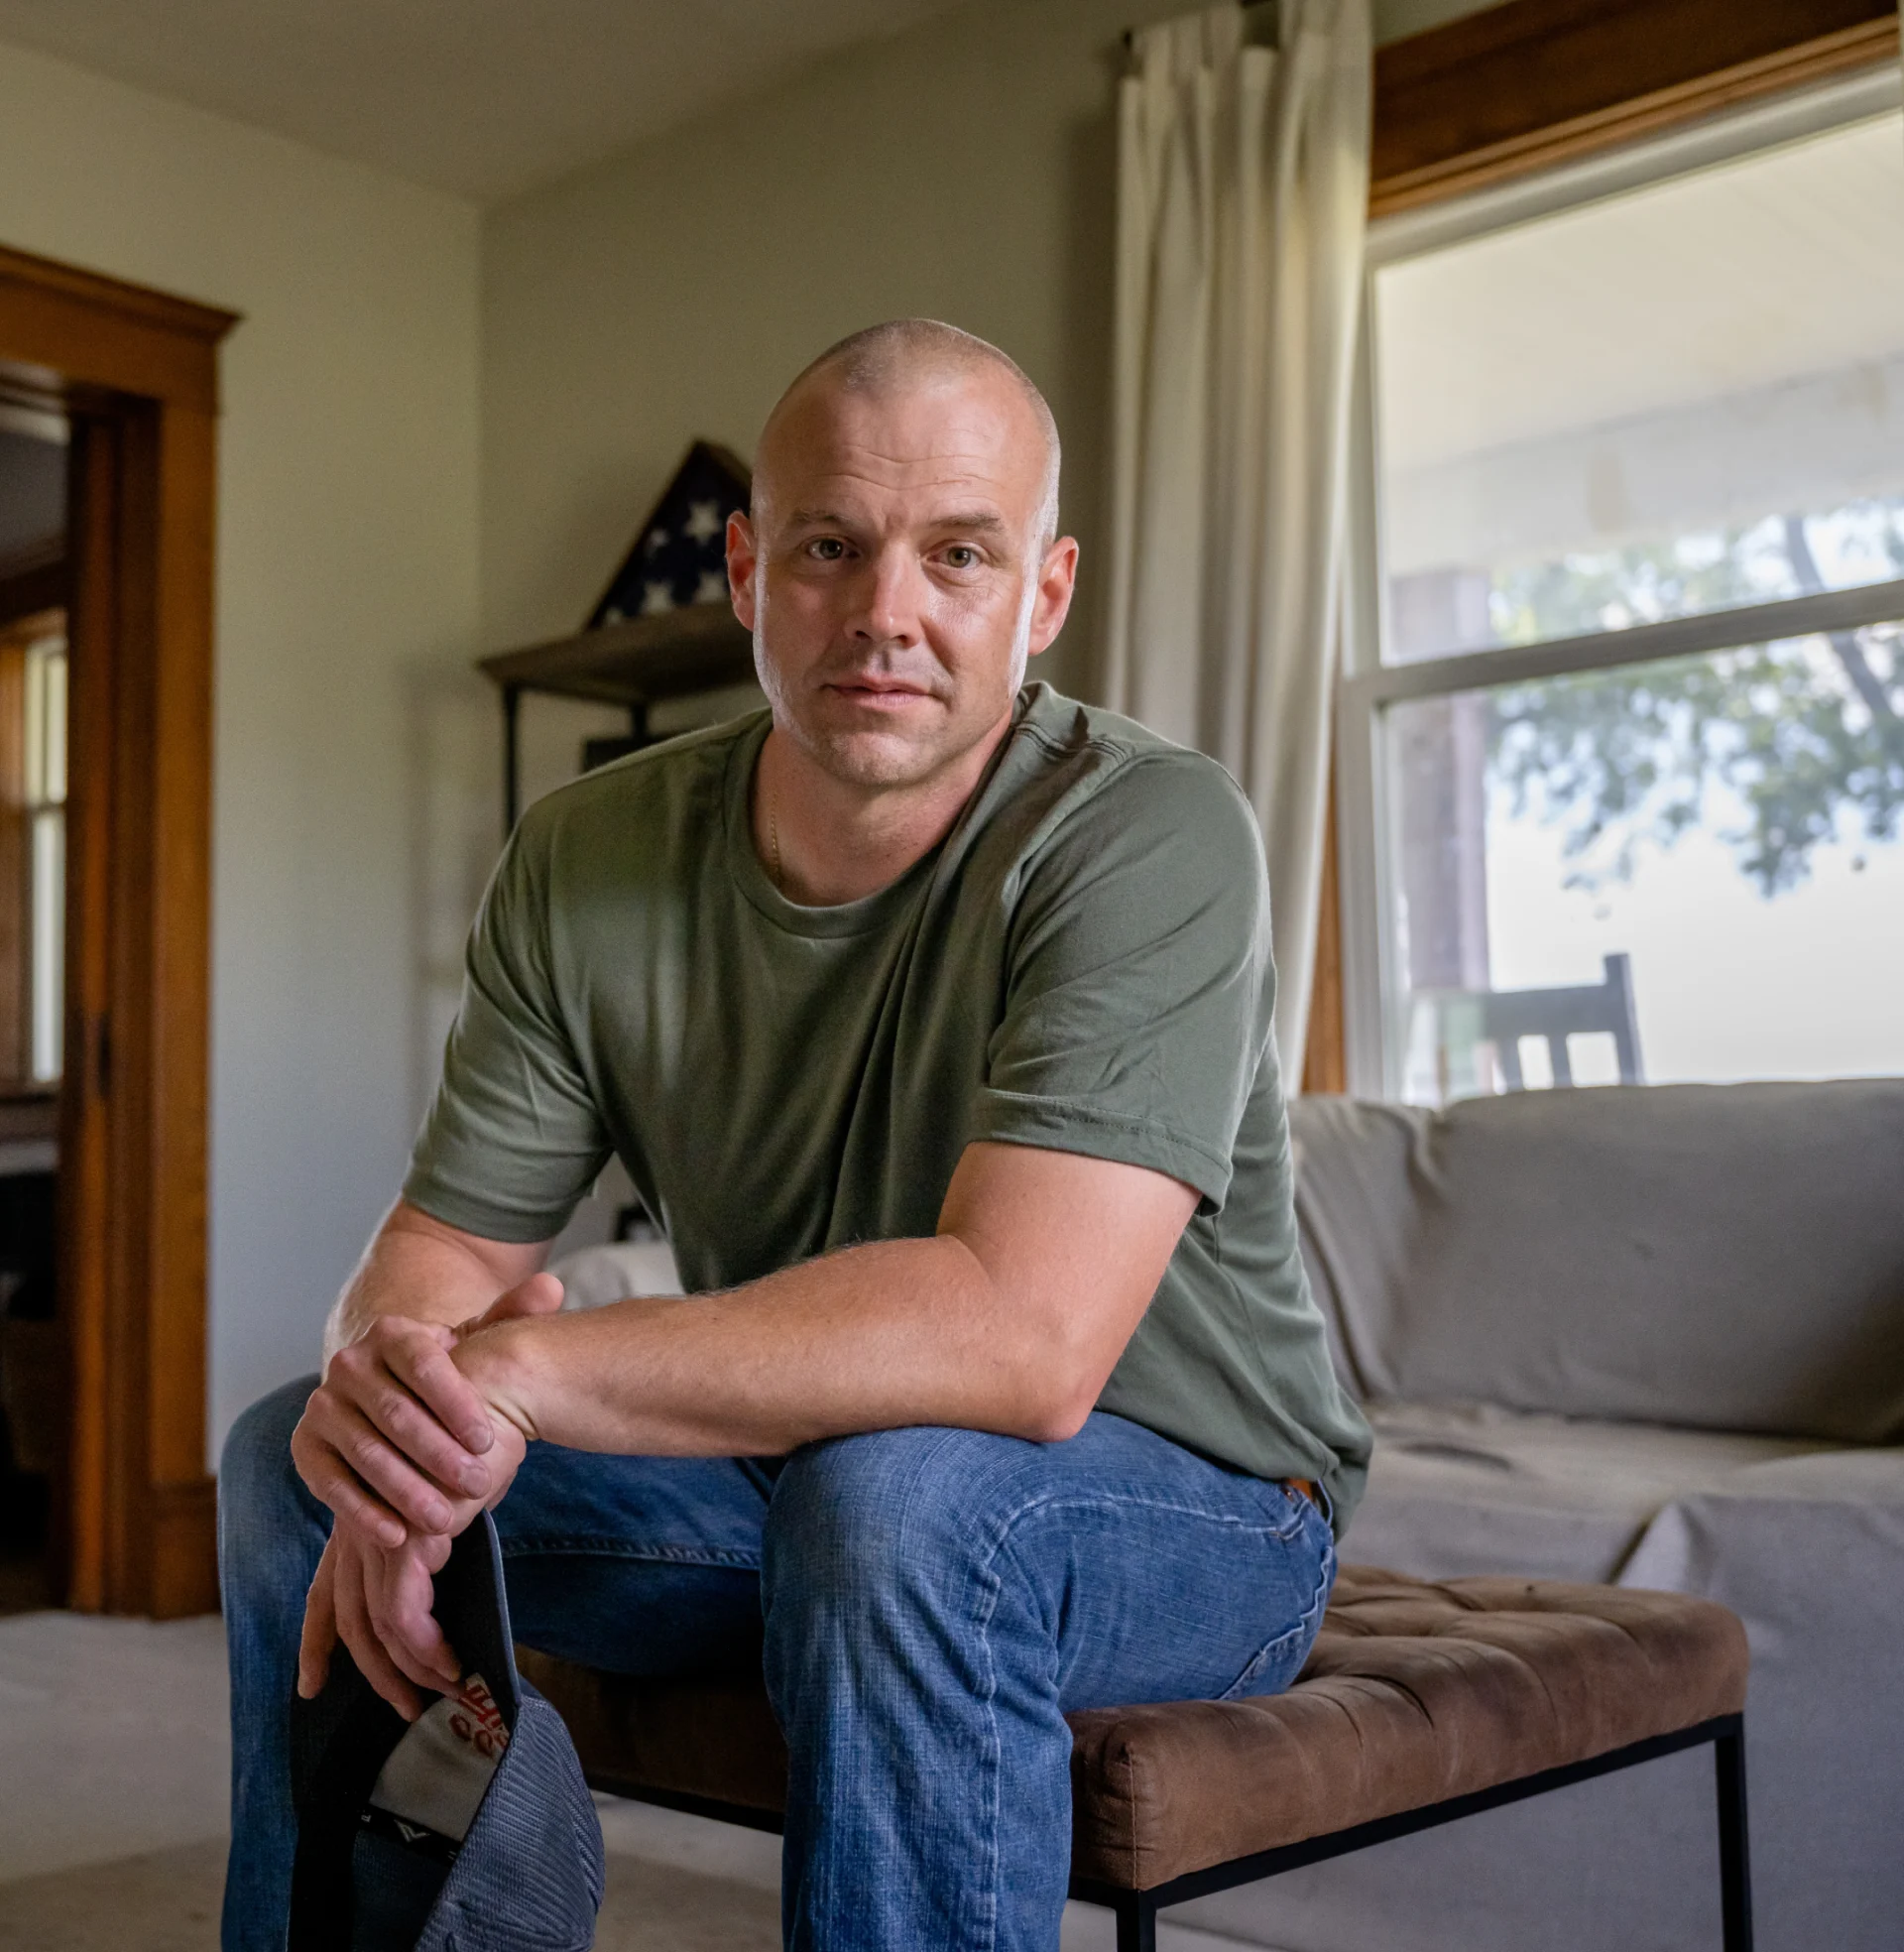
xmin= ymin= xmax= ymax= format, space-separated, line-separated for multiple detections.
xmin=1104 ymin=0 xmax=1370 ymax=1078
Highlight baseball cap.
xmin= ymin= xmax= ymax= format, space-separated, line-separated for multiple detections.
xmin=288 ymin=1512 xmax=605 ymax=1952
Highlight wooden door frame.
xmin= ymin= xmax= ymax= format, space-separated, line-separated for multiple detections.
xmin=1300 ymin=0 xmax=1901 ymax=1094
xmin=0 ymin=242 xmax=236 ymax=1615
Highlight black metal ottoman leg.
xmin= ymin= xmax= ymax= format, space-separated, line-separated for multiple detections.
xmin=1715 ymin=1720 xmax=1753 ymax=1952
xmin=1114 ymin=1892 xmax=1158 ymax=1952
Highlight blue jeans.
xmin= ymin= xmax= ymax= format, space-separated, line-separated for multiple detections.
xmin=219 ymin=1376 xmax=1335 ymax=1952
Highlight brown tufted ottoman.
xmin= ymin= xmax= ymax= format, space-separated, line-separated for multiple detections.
xmin=519 ymin=1565 xmax=1753 ymax=1950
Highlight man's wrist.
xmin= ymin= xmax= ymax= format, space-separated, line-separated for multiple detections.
xmin=454 ymin=1316 xmax=545 ymax=1445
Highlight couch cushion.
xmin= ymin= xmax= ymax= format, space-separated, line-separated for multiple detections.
xmin=548 ymin=1239 xmax=684 ymax=1309
xmin=1345 ymin=1401 xmax=1839 ymax=1582
xmin=520 ymin=1569 xmax=1747 ymax=1894
xmin=1289 ymin=1082 xmax=1904 ymax=1442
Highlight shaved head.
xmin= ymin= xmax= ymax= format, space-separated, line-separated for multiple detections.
xmin=727 ymin=319 xmax=1079 ymax=844
xmin=758 ymin=319 xmax=1062 ymax=546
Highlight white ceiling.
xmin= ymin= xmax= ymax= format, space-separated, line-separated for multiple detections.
xmin=0 ymin=0 xmax=963 ymax=203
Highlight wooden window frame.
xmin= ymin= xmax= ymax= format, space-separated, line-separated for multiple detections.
xmin=0 ymin=242 xmax=236 ymax=1615
xmin=1300 ymin=0 xmax=1901 ymax=1094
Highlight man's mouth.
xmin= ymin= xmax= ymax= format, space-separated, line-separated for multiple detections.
xmin=823 ymin=676 xmax=936 ymax=708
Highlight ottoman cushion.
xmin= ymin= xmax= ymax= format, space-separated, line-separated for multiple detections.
xmin=1068 ymin=1565 xmax=1747 ymax=1889
xmin=517 ymin=1564 xmax=1748 ymax=1893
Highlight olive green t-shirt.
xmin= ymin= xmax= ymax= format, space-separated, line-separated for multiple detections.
xmin=405 ymin=682 xmax=1370 ymax=1525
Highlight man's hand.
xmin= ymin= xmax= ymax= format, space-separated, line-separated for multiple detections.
xmin=297 ymin=1280 xmax=555 ymax=1710
xmin=299 ymin=1527 xmax=456 ymax=1718
xmin=292 ymin=1273 xmax=561 ymax=1547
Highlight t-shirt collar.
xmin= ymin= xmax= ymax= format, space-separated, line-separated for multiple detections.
xmin=722 ymin=713 xmax=942 ymax=938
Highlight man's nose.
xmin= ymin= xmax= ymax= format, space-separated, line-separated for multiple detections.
xmin=849 ymin=548 xmax=926 ymax=646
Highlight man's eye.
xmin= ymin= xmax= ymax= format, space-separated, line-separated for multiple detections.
xmin=807 ymin=538 xmax=847 ymax=561
xmin=942 ymin=546 xmax=980 ymax=569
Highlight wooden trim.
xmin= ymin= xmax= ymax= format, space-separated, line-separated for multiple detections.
xmin=1301 ymin=779 xmax=1347 ymax=1096
xmin=0 ymin=244 xmax=235 ymax=416
xmin=0 ymin=249 xmax=233 ymax=1617
xmin=146 ymin=403 xmax=217 ymax=1613
xmin=1371 ymin=0 xmax=1900 ymax=216
xmin=151 ymin=1478 xmax=219 ymax=1619
xmin=60 ymin=414 xmax=112 ymax=1610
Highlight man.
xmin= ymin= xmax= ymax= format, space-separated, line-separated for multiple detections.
xmin=220 ymin=319 xmax=1371 ymax=1952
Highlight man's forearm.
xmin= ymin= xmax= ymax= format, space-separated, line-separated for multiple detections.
xmin=323 ymin=1200 xmax=547 ymax=1367
xmin=463 ymin=1231 xmax=1100 ymax=1459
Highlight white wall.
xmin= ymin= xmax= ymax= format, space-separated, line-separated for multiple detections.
xmin=480 ymin=0 xmax=1488 ymax=691
xmin=1372 ymin=0 xmax=1492 ymax=41
xmin=0 ymin=42 xmax=483 ymax=1456
xmin=480 ymin=0 xmax=1209 ymax=701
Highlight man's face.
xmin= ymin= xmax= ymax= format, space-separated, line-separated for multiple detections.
xmin=728 ymin=368 xmax=1076 ymax=793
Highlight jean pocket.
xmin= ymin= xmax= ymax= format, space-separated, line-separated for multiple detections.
xmin=1215 ymin=1518 xmax=1336 ymax=1703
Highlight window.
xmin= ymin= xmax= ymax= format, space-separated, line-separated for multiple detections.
xmin=1339 ymin=72 xmax=1904 ymax=1103
xmin=0 ymin=621 xmax=67 ymax=1089
xmin=22 ymin=633 xmax=64 ymax=1085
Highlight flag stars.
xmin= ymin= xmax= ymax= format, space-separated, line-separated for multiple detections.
xmin=683 ymin=499 xmax=724 ymax=546
xmin=693 ymin=569 xmax=728 ymax=604
xmin=641 ymin=581 xmax=676 ymax=615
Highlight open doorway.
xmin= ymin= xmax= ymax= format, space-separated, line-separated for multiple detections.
xmin=0 ymin=243 xmax=233 ymax=1617
xmin=0 ymin=406 xmax=64 ymax=1613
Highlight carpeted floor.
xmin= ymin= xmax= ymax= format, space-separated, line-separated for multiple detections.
xmin=0 ymin=1836 xmax=784 ymax=1952
xmin=0 ymin=1609 xmax=1254 ymax=1951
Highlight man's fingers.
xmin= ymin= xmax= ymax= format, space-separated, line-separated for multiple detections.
xmin=291 ymin=1419 xmax=409 ymax=1550
xmin=355 ymin=1364 xmax=493 ymax=1502
xmin=333 ymin=1547 xmax=423 ymax=1721
xmin=362 ymin=1557 xmax=448 ymax=1695
xmin=384 ymin=1330 xmax=498 ymax=1462
xmin=298 ymin=1543 xmax=340 ymax=1699
xmin=304 ymin=1398 xmax=461 ymax=1536
xmin=370 ymin=1543 xmax=461 ymax=1692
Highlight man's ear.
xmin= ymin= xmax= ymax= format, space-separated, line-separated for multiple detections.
xmin=1026 ymin=535 xmax=1080 ymax=659
xmin=728 ymin=511 xmax=761 ymax=631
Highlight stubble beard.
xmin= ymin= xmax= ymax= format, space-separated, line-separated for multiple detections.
xmin=783 ymin=696 xmax=968 ymax=793
xmin=753 ymin=587 xmax=1034 ymax=798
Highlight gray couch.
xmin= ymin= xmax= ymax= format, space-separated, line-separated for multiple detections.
xmin=552 ymin=1079 xmax=1904 ymax=1952
xmin=1169 ymin=1080 xmax=1902 ymax=1952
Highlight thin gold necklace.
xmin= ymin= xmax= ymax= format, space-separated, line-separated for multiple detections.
xmin=768 ymin=799 xmax=783 ymax=890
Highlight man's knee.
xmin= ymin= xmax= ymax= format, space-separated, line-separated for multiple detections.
xmin=761 ymin=1425 xmax=1028 ymax=1621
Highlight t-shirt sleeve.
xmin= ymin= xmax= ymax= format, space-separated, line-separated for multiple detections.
xmin=402 ymin=815 xmax=612 ymax=1243
xmin=971 ymin=749 xmax=1276 ymax=1211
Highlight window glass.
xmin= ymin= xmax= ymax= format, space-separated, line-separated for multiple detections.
xmin=1389 ymin=626 xmax=1904 ymax=1103
xmin=24 ymin=637 xmax=65 ymax=1084
xmin=1373 ymin=111 xmax=1904 ymax=664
